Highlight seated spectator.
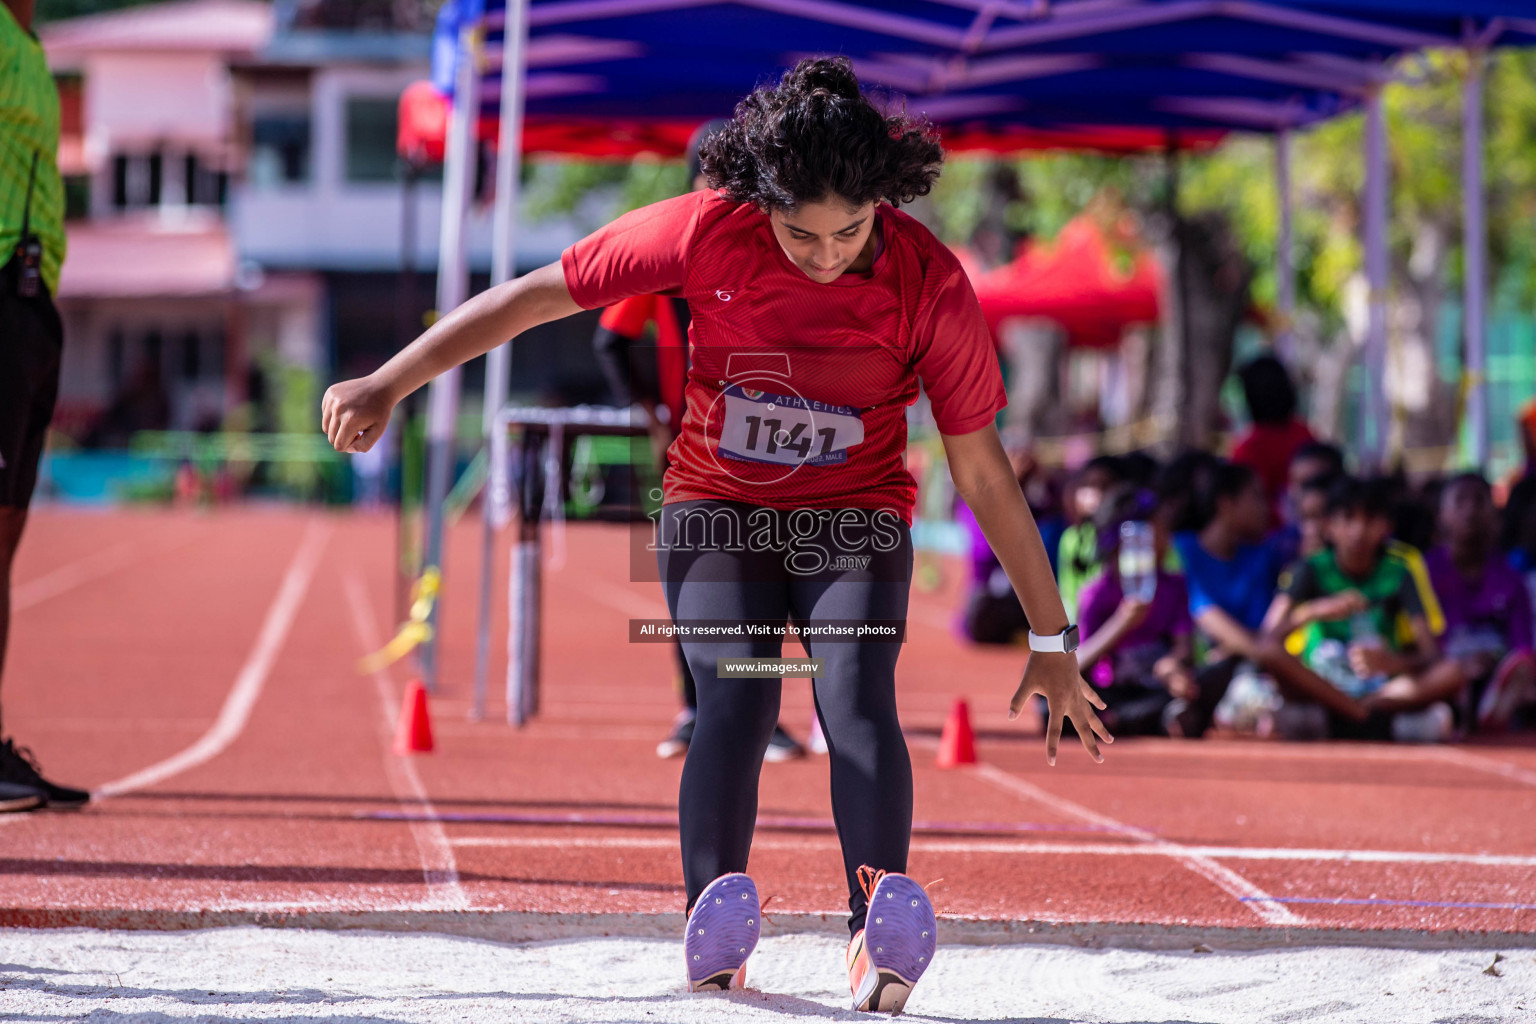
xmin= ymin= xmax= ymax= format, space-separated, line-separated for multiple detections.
xmin=1117 ymin=450 xmax=1160 ymax=490
xmin=1501 ymin=466 xmax=1536 ymax=643
xmin=1173 ymin=462 xmax=1369 ymax=727
xmin=1057 ymin=455 xmax=1123 ymax=616
xmin=1428 ymin=474 xmax=1536 ymax=732
xmin=1286 ymin=441 xmax=1345 ymax=513
xmin=1390 ymin=472 xmax=1441 ymax=555
xmin=1076 ymin=486 xmax=1232 ymax=737
xmin=958 ymin=451 xmax=1062 ymax=645
xmin=1290 ymin=472 xmax=1337 ymax=563
xmin=1263 ymin=477 xmax=1461 ymax=742
xmin=1231 ymin=355 xmax=1315 ymax=513
xmin=1273 ymin=441 xmax=1344 ymax=565
xmin=1154 ymin=449 xmax=1221 ymax=573
xmin=1158 ymin=450 xmax=1222 ymax=535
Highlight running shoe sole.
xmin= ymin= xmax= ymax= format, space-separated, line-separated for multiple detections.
xmin=853 ymin=873 xmax=937 ymax=1014
xmin=0 ymin=793 xmax=42 ymax=813
xmin=685 ymin=872 xmax=761 ymax=992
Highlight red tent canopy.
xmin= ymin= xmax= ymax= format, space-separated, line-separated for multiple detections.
xmin=397 ymin=80 xmax=1222 ymax=162
xmin=398 ymin=81 xmax=706 ymax=162
xmin=970 ymin=211 xmax=1162 ymax=350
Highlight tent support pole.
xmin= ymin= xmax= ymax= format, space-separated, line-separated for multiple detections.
xmin=473 ymin=0 xmax=531 ymax=724
xmin=420 ymin=21 xmax=478 ymax=691
xmin=1275 ymin=127 xmax=1294 ymax=358
xmin=1463 ymin=45 xmax=1488 ymax=469
xmin=1361 ymin=85 xmax=1389 ymax=470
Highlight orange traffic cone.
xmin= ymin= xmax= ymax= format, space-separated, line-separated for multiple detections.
xmin=936 ymin=698 xmax=977 ymax=768
xmin=393 ymin=678 xmax=435 ymax=755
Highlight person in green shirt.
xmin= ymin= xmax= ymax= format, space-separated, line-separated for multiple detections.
xmin=0 ymin=0 xmax=88 ymax=811
xmin=1056 ymin=455 xmax=1122 ymax=616
xmin=1263 ymin=476 xmax=1462 ymax=742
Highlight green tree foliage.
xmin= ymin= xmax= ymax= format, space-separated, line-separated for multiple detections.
xmin=523 ymin=157 xmax=689 ymax=227
xmin=1179 ymin=48 xmax=1536 ymax=329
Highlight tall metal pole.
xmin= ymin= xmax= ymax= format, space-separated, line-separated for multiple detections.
xmin=1275 ymin=127 xmax=1295 ymax=358
xmin=419 ymin=20 xmax=479 ymax=690
xmin=1462 ymin=46 xmax=1488 ymax=469
xmin=1361 ymin=86 xmax=1389 ymax=470
xmin=472 ymin=0 xmax=530 ymax=722
xmin=395 ymin=160 xmax=419 ymax=628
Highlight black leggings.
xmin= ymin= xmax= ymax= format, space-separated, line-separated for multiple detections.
xmin=657 ymin=500 xmax=913 ymax=936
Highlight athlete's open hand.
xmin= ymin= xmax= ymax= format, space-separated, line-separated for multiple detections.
xmin=322 ymin=375 xmax=395 ymax=453
xmin=1007 ymin=651 xmax=1113 ymax=765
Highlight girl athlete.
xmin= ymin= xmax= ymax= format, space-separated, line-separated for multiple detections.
xmin=323 ymin=57 xmax=1111 ymax=1013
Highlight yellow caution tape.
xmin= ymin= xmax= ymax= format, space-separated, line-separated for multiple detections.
xmin=357 ymin=567 xmax=440 ymax=674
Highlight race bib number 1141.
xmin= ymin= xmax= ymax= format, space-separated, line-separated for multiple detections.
xmin=716 ymin=384 xmax=864 ymax=467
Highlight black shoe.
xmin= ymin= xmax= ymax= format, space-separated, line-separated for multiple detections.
xmin=0 ymin=779 xmax=43 ymax=813
xmin=656 ymin=710 xmax=696 ymax=759
xmin=0 ymin=739 xmax=90 ymax=808
xmin=763 ymin=723 xmax=806 ymax=762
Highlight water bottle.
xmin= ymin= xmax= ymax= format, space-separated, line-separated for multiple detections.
xmin=1348 ymin=611 xmax=1388 ymax=696
xmin=1312 ymin=639 xmax=1357 ymax=695
xmin=1118 ymin=521 xmax=1157 ymax=602
xmin=1349 ymin=611 xmax=1382 ymax=646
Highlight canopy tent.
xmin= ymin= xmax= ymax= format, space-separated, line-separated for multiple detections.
xmin=396 ymin=81 xmax=1227 ymax=160
xmin=427 ymin=2 xmax=1533 ymax=132
xmin=970 ymin=212 xmax=1163 ymax=350
xmin=399 ymin=0 xmax=1536 ymax=713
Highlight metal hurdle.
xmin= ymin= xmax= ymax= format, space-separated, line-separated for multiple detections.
xmin=472 ymin=403 xmax=648 ymax=724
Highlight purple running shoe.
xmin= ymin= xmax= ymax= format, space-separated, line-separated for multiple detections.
xmin=684 ymin=872 xmax=761 ymax=992
xmin=848 ymin=867 xmax=937 ymax=1013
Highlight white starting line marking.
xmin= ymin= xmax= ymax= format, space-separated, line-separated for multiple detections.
xmin=94 ymin=521 xmax=330 ymax=799
xmin=969 ymin=762 xmax=1307 ymax=926
xmin=446 ymin=833 xmax=1536 ymax=868
xmin=345 ymin=573 xmax=468 ymax=912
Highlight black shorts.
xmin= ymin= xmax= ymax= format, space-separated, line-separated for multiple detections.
xmin=0 ymin=257 xmax=63 ymax=509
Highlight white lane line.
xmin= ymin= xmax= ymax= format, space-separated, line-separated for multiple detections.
xmin=94 ymin=520 xmax=330 ymax=799
xmin=445 ymin=834 xmax=1536 ymax=867
xmin=1427 ymin=746 xmax=1536 ymax=788
xmin=13 ymin=535 xmax=193 ymax=612
xmin=970 ymin=761 xmax=1307 ymax=926
xmin=344 ymin=573 xmax=468 ymax=911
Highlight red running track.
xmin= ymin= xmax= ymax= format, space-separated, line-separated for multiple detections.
xmin=4 ymin=508 xmax=1536 ymax=946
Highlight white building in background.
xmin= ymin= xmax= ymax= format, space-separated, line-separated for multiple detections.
xmin=41 ymin=0 xmax=580 ymax=443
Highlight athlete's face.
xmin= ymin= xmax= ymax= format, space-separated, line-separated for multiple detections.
xmin=769 ymin=197 xmax=878 ymax=283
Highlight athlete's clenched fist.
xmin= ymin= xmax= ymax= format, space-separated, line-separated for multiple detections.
xmin=321 ymin=375 xmax=395 ymax=453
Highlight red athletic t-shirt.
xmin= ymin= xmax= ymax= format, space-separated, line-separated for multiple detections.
xmin=562 ymin=190 xmax=1007 ymax=523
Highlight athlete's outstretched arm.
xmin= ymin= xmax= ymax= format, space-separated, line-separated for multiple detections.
xmin=942 ymin=423 xmax=1113 ymax=765
xmin=321 ymin=262 xmax=582 ymax=452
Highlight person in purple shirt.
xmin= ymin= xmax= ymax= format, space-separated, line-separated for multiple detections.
xmin=956 ymin=451 xmax=1064 ymax=645
xmin=1076 ymin=486 xmax=1233 ymax=737
xmin=1428 ymin=473 xmax=1536 ymax=732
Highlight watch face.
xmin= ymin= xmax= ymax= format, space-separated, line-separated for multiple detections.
xmin=1063 ymin=624 xmax=1080 ymax=652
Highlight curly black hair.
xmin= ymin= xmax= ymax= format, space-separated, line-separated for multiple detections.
xmin=699 ymin=56 xmax=944 ymax=211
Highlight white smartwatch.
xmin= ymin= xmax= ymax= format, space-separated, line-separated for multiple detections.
xmin=1027 ymin=624 xmax=1080 ymax=654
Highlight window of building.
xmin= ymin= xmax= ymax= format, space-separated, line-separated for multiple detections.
xmin=344 ymin=96 xmax=399 ymax=183
xmin=63 ymin=175 xmax=90 ymax=219
xmin=250 ymin=114 xmax=311 ymax=187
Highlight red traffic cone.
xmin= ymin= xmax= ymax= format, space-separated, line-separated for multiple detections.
xmin=393 ymin=678 xmax=435 ymax=755
xmin=936 ymin=698 xmax=977 ymax=768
